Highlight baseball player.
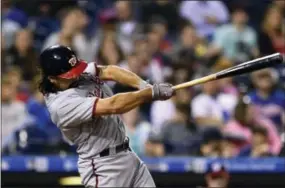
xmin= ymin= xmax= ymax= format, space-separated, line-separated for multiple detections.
xmin=38 ymin=45 xmax=174 ymax=187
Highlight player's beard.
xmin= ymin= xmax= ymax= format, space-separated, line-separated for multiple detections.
xmin=68 ymin=77 xmax=81 ymax=88
xmin=68 ymin=73 xmax=92 ymax=88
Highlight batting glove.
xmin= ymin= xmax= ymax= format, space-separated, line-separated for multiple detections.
xmin=152 ymin=83 xmax=174 ymax=100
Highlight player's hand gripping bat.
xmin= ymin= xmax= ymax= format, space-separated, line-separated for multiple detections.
xmin=173 ymin=53 xmax=284 ymax=90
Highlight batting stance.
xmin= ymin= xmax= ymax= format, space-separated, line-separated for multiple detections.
xmin=39 ymin=45 xmax=174 ymax=187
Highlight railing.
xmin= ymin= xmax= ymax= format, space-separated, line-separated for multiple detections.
xmin=2 ymin=155 xmax=285 ymax=173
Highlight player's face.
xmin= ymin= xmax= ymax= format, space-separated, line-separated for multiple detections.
xmin=49 ymin=76 xmax=78 ymax=90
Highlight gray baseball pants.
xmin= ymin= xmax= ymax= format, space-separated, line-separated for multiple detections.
xmin=78 ymin=150 xmax=156 ymax=187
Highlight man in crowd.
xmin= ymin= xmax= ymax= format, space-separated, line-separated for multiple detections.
xmin=208 ymin=7 xmax=259 ymax=64
xmin=146 ymin=103 xmax=200 ymax=156
xmin=179 ymin=0 xmax=229 ymax=39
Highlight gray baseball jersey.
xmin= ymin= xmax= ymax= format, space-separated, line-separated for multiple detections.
xmin=45 ymin=63 xmax=155 ymax=187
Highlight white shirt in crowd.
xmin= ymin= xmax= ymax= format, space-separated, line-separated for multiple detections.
xmin=116 ymin=21 xmax=137 ymax=55
xmin=191 ymin=93 xmax=237 ymax=124
xmin=1 ymin=101 xmax=28 ymax=139
xmin=2 ymin=20 xmax=21 ymax=49
xmin=150 ymin=100 xmax=176 ymax=132
xmin=179 ymin=1 xmax=229 ymax=38
xmin=42 ymin=32 xmax=99 ymax=62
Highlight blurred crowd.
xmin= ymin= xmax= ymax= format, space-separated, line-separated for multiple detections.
xmin=1 ymin=0 xmax=285 ymax=158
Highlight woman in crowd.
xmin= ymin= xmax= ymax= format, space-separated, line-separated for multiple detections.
xmin=224 ymin=96 xmax=281 ymax=156
xmin=249 ymin=69 xmax=285 ymax=133
xmin=258 ymin=5 xmax=285 ymax=55
xmin=96 ymin=31 xmax=125 ymax=65
xmin=5 ymin=29 xmax=38 ymax=81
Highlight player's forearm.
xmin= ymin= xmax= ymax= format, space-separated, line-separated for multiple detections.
xmin=99 ymin=65 xmax=147 ymax=89
xmin=111 ymin=88 xmax=153 ymax=113
xmin=95 ymin=88 xmax=153 ymax=116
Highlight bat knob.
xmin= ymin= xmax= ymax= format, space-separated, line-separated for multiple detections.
xmin=272 ymin=53 xmax=284 ymax=63
xmin=280 ymin=53 xmax=285 ymax=64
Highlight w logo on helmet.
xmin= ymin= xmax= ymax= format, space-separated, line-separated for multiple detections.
xmin=69 ymin=55 xmax=77 ymax=66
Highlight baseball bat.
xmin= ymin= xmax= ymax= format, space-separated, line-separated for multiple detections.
xmin=172 ymin=53 xmax=284 ymax=90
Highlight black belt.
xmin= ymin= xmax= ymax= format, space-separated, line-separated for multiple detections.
xmin=99 ymin=138 xmax=131 ymax=157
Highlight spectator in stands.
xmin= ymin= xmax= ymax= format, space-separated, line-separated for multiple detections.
xmin=194 ymin=128 xmax=224 ymax=157
xmin=151 ymin=88 xmax=191 ymax=132
xmin=122 ymin=107 xmax=151 ymax=156
xmin=2 ymin=0 xmax=28 ymax=49
xmin=224 ymin=97 xmax=281 ymax=155
xmin=32 ymin=1 xmax=59 ymax=50
xmin=140 ymin=0 xmax=179 ymax=35
xmin=98 ymin=6 xmax=118 ymax=32
xmin=115 ymin=1 xmax=139 ymax=55
xmin=249 ymin=69 xmax=285 ymax=133
xmin=171 ymin=64 xmax=192 ymax=86
xmin=5 ymin=29 xmax=38 ymax=81
xmin=208 ymin=7 xmax=259 ymax=64
xmin=213 ymin=63 xmax=239 ymax=97
xmin=272 ymin=1 xmax=285 ymax=15
xmin=171 ymin=23 xmax=208 ymax=78
xmin=221 ymin=133 xmax=247 ymax=158
xmin=134 ymin=35 xmax=164 ymax=83
xmin=26 ymin=76 xmax=61 ymax=142
xmin=259 ymin=5 xmax=285 ymax=90
xmin=5 ymin=66 xmax=30 ymax=103
xmin=191 ymin=79 xmax=236 ymax=128
xmin=42 ymin=6 xmax=81 ymax=49
xmin=205 ymin=163 xmax=229 ymax=188
xmin=179 ymin=0 xmax=229 ymax=39
xmin=147 ymin=29 xmax=172 ymax=68
xmin=258 ymin=5 xmax=285 ymax=55
xmin=148 ymin=16 xmax=173 ymax=54
xmin=1 ymin=75 xmax=28 ymax=140
xmin=146 ymin=103 xmax=200 ymax=156
xmin=118 ymin=52 xmax=144 ymax=78
xmin=239 ymin=126 xmax=273 ymax=157
xmin=96 ymin=31 xmax=125 ymax=66
xmin=42 ymin=6 xmax=97 ymax=62
xmin=218 ymin=77 xmax=239 ymax=97
xmin=5 ymin=66 xmax=22 ymax=88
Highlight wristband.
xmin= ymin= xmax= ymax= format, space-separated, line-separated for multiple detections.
xmin=139 ymin=80 xmax=151 ymax=90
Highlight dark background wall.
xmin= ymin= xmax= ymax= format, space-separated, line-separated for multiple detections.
xmin=2 ymin=171 xmax=285 ymax=187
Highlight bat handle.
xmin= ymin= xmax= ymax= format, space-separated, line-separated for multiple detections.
xmin=172 ymin=74 xmax=217 ymax=90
